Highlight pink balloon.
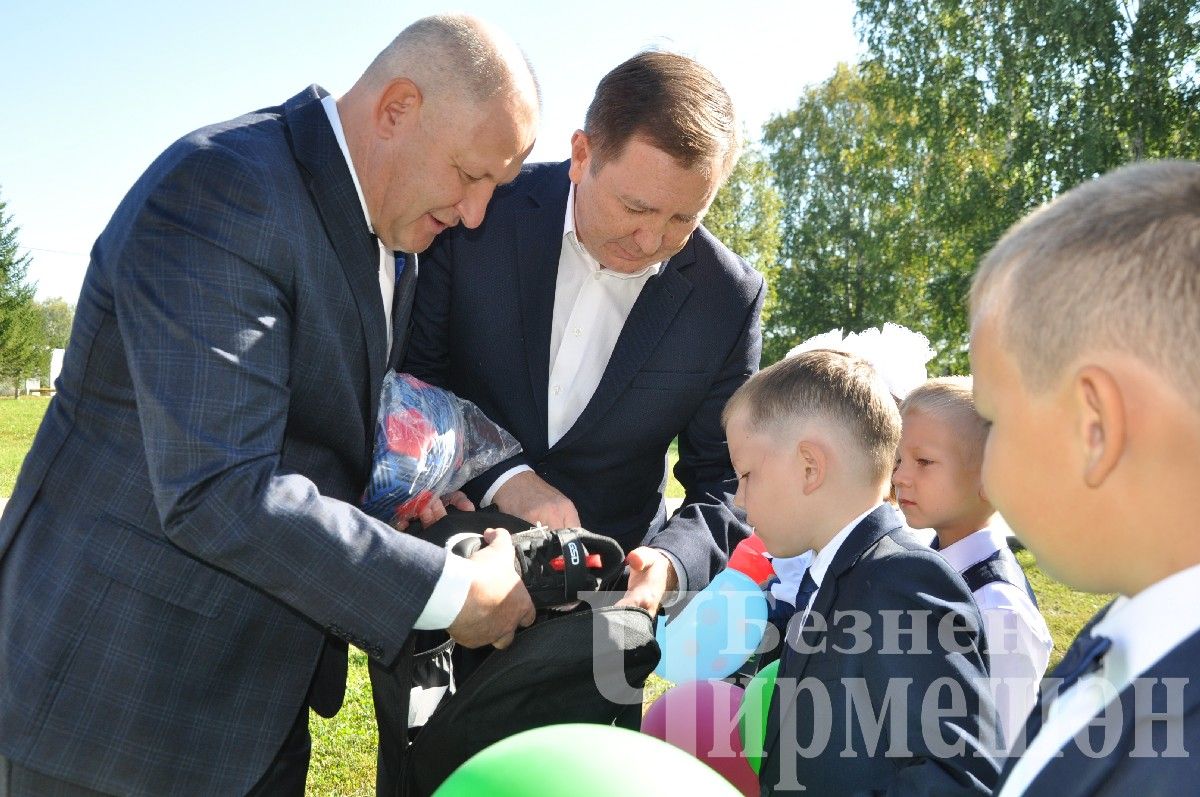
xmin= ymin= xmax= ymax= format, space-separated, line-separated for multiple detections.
xmin=641 ymin=680 xmax=759 ymax=797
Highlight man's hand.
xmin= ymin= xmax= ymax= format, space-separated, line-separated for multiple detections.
xmin=493 ymin=471 xmax=580 ymax=529
xmin=393 ymin=491 xmax=474 ymax=532
xmin=616 ymin=546 xmax=679 ymax=617
xmin=447 ymin=528 xmax=536 ymax=649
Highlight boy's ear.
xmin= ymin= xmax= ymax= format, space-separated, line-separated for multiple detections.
xmin=1075 ymin=365 xmax=1126 ymax=489
xmin=796 ymin=439 xmax=827 ymax=495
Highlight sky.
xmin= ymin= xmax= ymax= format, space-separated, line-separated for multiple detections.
xmin=0 ymin=0 xmax=862 ymax=302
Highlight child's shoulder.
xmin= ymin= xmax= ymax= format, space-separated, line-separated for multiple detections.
xmin=848 ymin=527 xmax=977 ymax=608
xmin=861 ymin=526 xmax=958 ymax=571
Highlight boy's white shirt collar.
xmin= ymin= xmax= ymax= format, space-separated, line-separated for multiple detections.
xmin=938 ymin=525 xmax=1009 ymax=572
xmin=1000 ymin=560 xmax=1200 ymax=795
xmin=1093 ymin=560 xmax=1200 ymax=692
xmin=809 ymin=502 xmax=886 ymax=588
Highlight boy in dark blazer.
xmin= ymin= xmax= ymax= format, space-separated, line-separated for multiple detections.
xmin=724 ymin=350 xmax=1000 ymax=795
xmin=971 ymin=160 xmax=1200 ymax=795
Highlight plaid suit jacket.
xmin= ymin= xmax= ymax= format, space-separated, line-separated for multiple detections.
xmin=0 ymin=86 xmax=444 ymax=795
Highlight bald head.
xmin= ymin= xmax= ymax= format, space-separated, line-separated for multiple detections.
xmin=338 ymin=15 xmax=539 ymax=254
xmin=359 ymin=13 xmax=540 ymax=114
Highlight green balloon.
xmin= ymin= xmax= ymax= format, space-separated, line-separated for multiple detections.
xmin=739 ymin=659 xmax=780 ymax=774
xmin=433 ymin=723 xmax=743 ymax=797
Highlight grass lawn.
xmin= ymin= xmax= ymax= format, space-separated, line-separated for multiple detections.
xmin=666 ymin=438 xmax=684 ymax=499
xmin=0 ymin=400 xmax=1110 ymax=794
xmin=0 ymin=396 xmax=50 ymax=496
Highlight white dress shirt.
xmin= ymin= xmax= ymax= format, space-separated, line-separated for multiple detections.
xmin=482 ymin=183 xmax=662 ymax=504
xmin=320 ymin=94 xmax=470 ymax=631
xmin=320 ymin=95 xmax=397 ymax=352
xmin=768 ymin=550 xmax=816 ymax=607
xmin=1000 ymin=561 xmax=1200 ymax=795
xmin=479 ymin=184 xmax=685 ymax=597
xmin=546 ymin=184 xmax=661 ymax=444
xmin=793 ymin=504 xmax=883 ymax=628
xmin=939 ymin=526 xmax=1053 ymax=751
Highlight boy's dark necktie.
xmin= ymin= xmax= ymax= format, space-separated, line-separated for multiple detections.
xmin=1024 ymin=630 xmax=1112 ymax=743
xmin=792 ymin=569 xmax=819 ymax=619
xmin=779 ymin=569 xmax=820 ymax=677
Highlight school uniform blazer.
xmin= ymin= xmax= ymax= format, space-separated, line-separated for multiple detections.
xmin=403 ymin=161 xmax=764 ymax=591
xmin=760 ymin=504 xmax=1001 ymax=796
xmin=995 ymin=618 xmax=1200 ymax=796
xmin=0 ymin=86 xmax=444 ymax=795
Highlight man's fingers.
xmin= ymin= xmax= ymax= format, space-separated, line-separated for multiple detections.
xmin=492 ymin=631 xmax=516 ymax=650
xmin=426 ymin=498 xmax=448 ymax=526
xmin=625 ymin=548 xmax=653 ymax=571
xmin=616 ymin=586 xmax=660 ymax=615
xmin=555 ymin=501 xmax=581 ymax=528
xmin=445 ymin=490 xmax=474 ymax=512
xmin=540 ymin=504 xmax=579 ymax=529
xmin=482 ymin=527 xmax=513 ymax=547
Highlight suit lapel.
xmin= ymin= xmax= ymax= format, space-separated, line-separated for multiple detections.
xmin=551 ymin=235 xmax=696 ymax=452
xmin=283 ymin=86 xmax=388 ymax=434
xmin=1004 ymin=611 xmax=1200 ymax=794
xmin=514 ymin=165 xmax=571 ymax=454
xmin=763 ymin=505 xmax=906 ymax=761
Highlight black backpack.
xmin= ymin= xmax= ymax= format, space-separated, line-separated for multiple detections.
xmin=371 ymin=510 xmax=661 ymax=797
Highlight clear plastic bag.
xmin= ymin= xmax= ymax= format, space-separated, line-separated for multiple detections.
xmin=362 ymin=373 xmax=522 ymax=525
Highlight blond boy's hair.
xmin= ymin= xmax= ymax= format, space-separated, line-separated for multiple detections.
xmin=900 ymin=377 xmax=987 ymax=467
xmin=971 ymin=160 xmax=1200 ymax=407
xmin=723 ymin=349 xmax=901 ymax=484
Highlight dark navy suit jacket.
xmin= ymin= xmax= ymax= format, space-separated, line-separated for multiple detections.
xmin=760 ymin=504 xmax=1001 ymax=795
xmin=0 ymin=87 xmax=444 ymax=795
xmin=996 ymin=611 xmax=1200 ymax=796
xmin=403 ymin=161 xmax=764 ymax=590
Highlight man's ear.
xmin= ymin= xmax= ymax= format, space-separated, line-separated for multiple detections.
xmin=568 ymin=130 xmax=591 ymax=185
xmin=1075 ymin=365 xmax=1126 ymax=489
xmin=796 ymin=439 xmax=827 ymax=495
xmin=374 ymin=78 xmax=422 ymax=138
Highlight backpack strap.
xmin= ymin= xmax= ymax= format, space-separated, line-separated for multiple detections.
xmin=555 ymin=528 xmax=590 ymax=602
xmin=960 ymin=548 xmax=1039 ymax=608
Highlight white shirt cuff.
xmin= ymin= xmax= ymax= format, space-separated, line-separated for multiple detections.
xmin=413 ymin=551 xmax=473 ymax=630
xmin=655 ymin=547 xmax=688 ymax=609
xmin=481 ymin=464 xmax=533 ymax=507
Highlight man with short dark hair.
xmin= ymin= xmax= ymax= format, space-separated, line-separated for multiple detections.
xmin=0 ymin=14 xmax=539 ymax=796
xmin=405 ymin=48 xmax=763 ymax=619
xmin=372 ymin=50 xmax=763 ymax=793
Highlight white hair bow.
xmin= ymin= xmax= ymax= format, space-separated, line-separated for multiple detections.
xmin=786 ymin=323 xmax=936 ymax=400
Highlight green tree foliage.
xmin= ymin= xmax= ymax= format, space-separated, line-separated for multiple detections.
xmin=848 ymin=0 xmax=1200 ymax=370
xmin=704 ymin=147 xmax=784 ymax=353
xmin=763 ymin=64 xmax=952 ymax=366
xmin=0 ymin=192 xmax=42 ymax=395
xmin=760 ymin=2 xmax=1199 ymax=372
xmin=39 ymin=297 xmax=73 ymax=349
xmin=858 ymin=0 xmax=1200 ymax=198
